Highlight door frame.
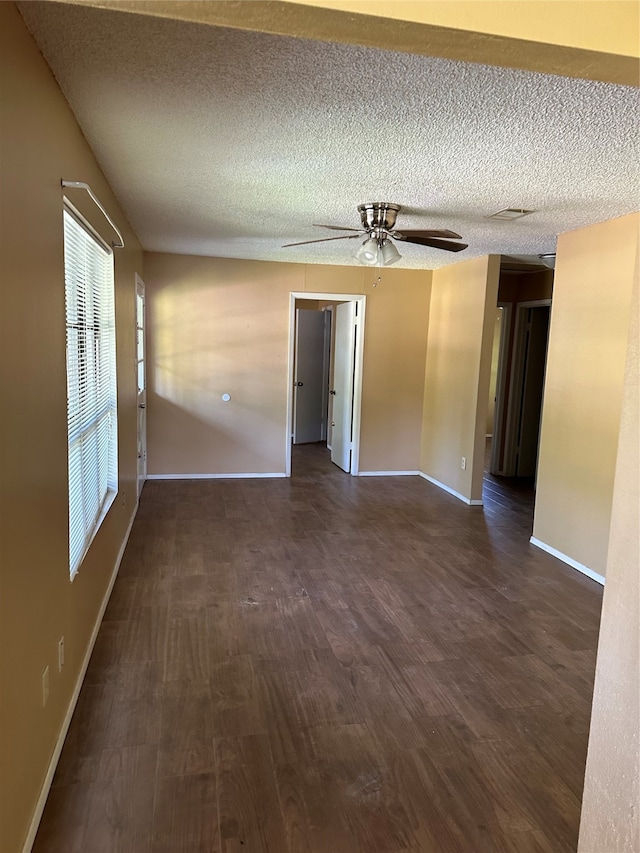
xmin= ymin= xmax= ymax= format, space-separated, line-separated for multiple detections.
xmin=286 ymin=292 xmax=366 ymax=477
xmin=490 ymin=302 xmax=512 ymax=474
xmin=502 ymin=299 xmax=551 ymax=476
xmin=135 ymin=273 xmax=147 ymax=496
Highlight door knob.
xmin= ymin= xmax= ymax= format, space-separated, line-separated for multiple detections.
xmin=295 ymin=381 xmax=304 ymax=387
xmin=138 ymin=404 xmax=146 ymax=409
xmin=329 ymin=390 xmax=336 ymax=395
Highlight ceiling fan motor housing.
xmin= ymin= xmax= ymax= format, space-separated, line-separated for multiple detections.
xmin=358 ymin=202 xmax=401 ymax=233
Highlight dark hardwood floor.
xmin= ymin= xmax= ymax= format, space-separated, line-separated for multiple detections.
xmin=33 ymin=443 xmax=603 ymax=852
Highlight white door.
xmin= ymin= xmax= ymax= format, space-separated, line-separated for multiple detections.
xmin=293 ymin=309 xmax=327 ymax=444
xmin=135 ymin=276 xmax=147 ymax=495
xmin=330 ymin=301 xmax=356 ymax=472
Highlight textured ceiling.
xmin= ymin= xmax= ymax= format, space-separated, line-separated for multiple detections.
xmin=19 ymin=2 xmax=640 ymax=269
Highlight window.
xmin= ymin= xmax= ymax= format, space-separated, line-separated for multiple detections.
xmin=64 ymin=207 xmax=118 ymax=577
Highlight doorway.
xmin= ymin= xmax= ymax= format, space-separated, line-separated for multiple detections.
xmin=500 ymin=300 xmax=551 ymax=479
xmin=292 ymin=307 xmax=331 ymax=445
xmin=286 ymin=292 xmax=366 ymax=477
xmin=488 ymin=258 xmax=554 ymax=484
xmin=483 ymin=291 xmax=551 ymax=531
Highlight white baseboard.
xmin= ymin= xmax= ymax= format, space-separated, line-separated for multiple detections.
xmin=357 ymin=470 xmax=419 ymax=477
xmin=146 ymin=472 xmax=287 ymax=480
xmin=529 ymin=537 xmax=605 ymax=585
xmin=419 ymin=472 xmax=483 ymax=506
xmin=22 ymin=503 xmax=139 ymax=853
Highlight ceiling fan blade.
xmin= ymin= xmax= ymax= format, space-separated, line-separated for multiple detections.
xmin=282 ymin=234 xmax=362 ymax=247
xmin=313 ymin=224 xmax=363 ymax=232
xmin=394 ymin=228 xmax=462 ymax=240
xmin=396 ymin=235 xmax=468 ymax=252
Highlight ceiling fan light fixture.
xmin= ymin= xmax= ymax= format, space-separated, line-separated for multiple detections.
xmin=354 ymin=236 xmax=379 ymax=265
xmin=380 ymin=239 xmax=401 ymax=266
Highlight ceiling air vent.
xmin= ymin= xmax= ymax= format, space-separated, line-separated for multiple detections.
xmin=488 ymin=208 xmax=536 ymax=220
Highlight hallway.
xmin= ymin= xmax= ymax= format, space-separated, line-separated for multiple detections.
xmin=34 ymin=445 xmax=603 ymax=852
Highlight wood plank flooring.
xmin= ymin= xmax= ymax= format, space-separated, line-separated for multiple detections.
xmin=33 ymin=443 xmax=603 ymax=852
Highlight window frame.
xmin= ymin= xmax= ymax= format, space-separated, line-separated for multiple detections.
xmin=63 ymin=202 xmax=118 ymax=579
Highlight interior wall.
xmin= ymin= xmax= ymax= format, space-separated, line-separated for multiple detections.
xmin=533 ymin=213 xmax=638 ymax=577
xmin=420 ymin=254 xmax=501 ymax=502
xmin=282 ymin=0 xmax=640 ymax=58
xmin=578 ymin=249 xmax=639 ymax=853
xmin=77 ymin=0 xmax=640 ymax=85
xmin=0 ymin=5 xmax=143 ymax=852
xmin=144 ymin=253 xmax=431 ymax=476
xmin=144 ymin=253 xmax=300 ymax=475
xmin=358 ymin=267 xmax=432 ymax=472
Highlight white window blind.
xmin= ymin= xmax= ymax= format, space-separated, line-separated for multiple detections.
xmin=64 ymin=208 xmax=118 ymax=577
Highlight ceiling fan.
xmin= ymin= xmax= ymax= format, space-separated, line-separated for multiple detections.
xmin=283 ymin=202 xmax=468 ymax=266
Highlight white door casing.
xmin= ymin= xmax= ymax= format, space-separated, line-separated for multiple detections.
xmin=135 ymin=274 xmax=147 ymax=495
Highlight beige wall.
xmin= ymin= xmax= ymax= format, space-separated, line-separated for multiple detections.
xmin=144 ymin=254 xmax=300 ymax=475
xmin=578 ymin=251 xmax=639 ymax=853
xmin=283 ymin=0 xmax=640 ymax=57
xmin=0 ymin=6 xmax=143 ymax=851
xmin=420 ymin=255 xmax=500 ymax=502
xmin=65 ymin=0 xmax=639 ymax=85
xmin=533 ymin=214 xmax=638 ymax=577
xmin=359 ymin=267 xmax=431 ymax=472
xmin=144 ymin=253 xmax=431 ymax=476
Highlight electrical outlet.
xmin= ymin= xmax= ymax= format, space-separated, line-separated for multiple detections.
xmin=42 ymin=666 xmax=50 ymax=707
xmin=461 ymin=456 xmax=467 ymax=470
xmin=58 ymin=637 xmax=65 ymax=672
